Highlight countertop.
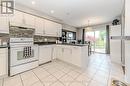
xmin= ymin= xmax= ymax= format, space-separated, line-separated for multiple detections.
xmin=34 ymin=42 xmax=88 ymax=47
xmin=0 ymin=45 xmax=9 ymax=48
xmin=58 ymin=43 xmax=88 ymax=46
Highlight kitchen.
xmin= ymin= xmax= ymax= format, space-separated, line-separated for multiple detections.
xmin=0 ymin=0 xmax=129 ymax=86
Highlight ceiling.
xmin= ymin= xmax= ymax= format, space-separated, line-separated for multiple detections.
xmin=15 ymin=0 xmax=124 ymax=27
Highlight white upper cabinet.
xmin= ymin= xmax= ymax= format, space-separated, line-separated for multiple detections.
xmin=44 ymin=20 xmax=62 ymax=37
xmin=23 ymin=13 xmax=35 ymax=28
xmin=57 ymin=24 xmax=62 ymax=37
xmin=9 ymin=10 xmax=24 ymax=26
xmin=9 ymin=10 xmax=35 ymax=28
xmin=9 ymin=10 xmax=62 ymax=37
xmin=35 ymin=17 xmax=45 ymax=35
xmin=0 ymin=15 xmax=9 ymax=33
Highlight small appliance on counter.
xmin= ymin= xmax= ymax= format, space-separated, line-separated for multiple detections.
xmin=9 ymin=26 xmax=38 ymax=76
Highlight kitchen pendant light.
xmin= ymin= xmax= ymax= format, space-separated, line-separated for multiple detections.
xmin=86 ymin=20 xmax=92 ymax=31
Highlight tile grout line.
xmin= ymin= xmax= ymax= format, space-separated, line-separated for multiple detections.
xmin=42 ymin=67 xmax=67 ymax=86
xmin=40 ymin=62 xmax=80 ymax=86
xmin=43 ymin=60 xmax=93 ymax=86
xmin=32 ymin=70 xmax=45 ymax=86
xmin=87 ymin=59 xmax=106 ymax=86
xmin=19 ymin=74 xmax=25 ymax=86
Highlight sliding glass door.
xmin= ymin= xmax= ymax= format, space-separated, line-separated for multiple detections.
xmin=95 ymin=30 xmax=106 ymax=53
xmin=85 ymin=29 xmax=106 ymax=53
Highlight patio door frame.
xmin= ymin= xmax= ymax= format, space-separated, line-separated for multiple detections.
xmin=85 ymin=29 xmax=107 ymax=54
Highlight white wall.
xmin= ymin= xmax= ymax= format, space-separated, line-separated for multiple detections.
xmin=87 ymin=23 xmax=111 ymax=31
xmin=62 ymin=24 xmax=77 ymax=32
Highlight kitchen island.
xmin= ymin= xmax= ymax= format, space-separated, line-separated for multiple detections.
xmin=53 ymin=44 xmax=89 ymax=69
xmin=35 ymin=42 xmax=89 ymax=69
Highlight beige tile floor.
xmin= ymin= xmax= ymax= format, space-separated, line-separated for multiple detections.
xmin=0 ymin=53 xmax=124 ymax=86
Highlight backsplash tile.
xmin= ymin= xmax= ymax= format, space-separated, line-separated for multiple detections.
xmin=34 ymin=35 xmax=57 ymax=42
xmin=9 ymin=26 xmax=35 ymax=38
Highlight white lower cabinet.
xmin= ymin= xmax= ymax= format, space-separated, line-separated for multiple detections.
xmin=71 ymin=47 xmax=81 ymax=67
xmin=53 ymin=45 xmax=88 ymax=68
xmin=55 ymin=47 xmax=63 ymax=60
xmin=62 ymin=48 xmax=72 ymax=63
xmin=39 ymin=45 xmax=88 ymax=68
xmin=0 ymin=48 xmax=8 ymax=77
xmin=39 ymin=46 xmax=53 ymax=65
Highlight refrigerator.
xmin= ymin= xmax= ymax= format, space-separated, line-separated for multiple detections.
xmin=125 ymin=0 xmax=130 ymax=83
xmin=110 ymin=25 xmax=123 ymax=65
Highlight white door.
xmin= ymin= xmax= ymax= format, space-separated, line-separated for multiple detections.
xmin=0 ymin=48 xmax=8 ymax=76
xmin=0 ymin=16 xmax=9 ymax=33
xmin=35 ymin=17 xmax=45 ymax=35
xmin=110 ymin=39 xmax=121 ymax=64
xmin=39 ymin=46 xmax=52 ymax=64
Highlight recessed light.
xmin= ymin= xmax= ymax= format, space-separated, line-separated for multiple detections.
xmin=31 ymin=1 xmax=36 ymax=5
xmin=50 ymin=10 xmax=54 ymax=14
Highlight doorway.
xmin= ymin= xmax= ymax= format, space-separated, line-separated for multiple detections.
xmin=85 ymin=29 xmax=106 ymax=54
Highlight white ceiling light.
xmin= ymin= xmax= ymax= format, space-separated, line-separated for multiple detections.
xmin=50 ymin=10 xmax=54 ymax=14
xmin=31 ymin=1 xmax=35 ymax=5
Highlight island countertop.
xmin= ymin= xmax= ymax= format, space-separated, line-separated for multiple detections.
xmin=34 ymin=42 xmax=89 ymax=47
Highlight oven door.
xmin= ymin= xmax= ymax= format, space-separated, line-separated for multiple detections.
xmin=10 ymin=46 xmax=38 ymax=67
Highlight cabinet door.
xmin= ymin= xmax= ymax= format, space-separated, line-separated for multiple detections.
xmin=63 ymin=48 xmax=72 ymax=63
xmin=55 ymin=47 xmax=63 ymax=60
xmin=24 ymin=13 xmax=35 ymax=28
xmin=53 ymin=23 xmax=62 ymax=37
xmin=44 ymin=20 xmax=56 ymax=36
xmin=9 ymin=10 xmax=24 ymax=26
xmin=57 ymin=25 xmax=62 ymax=37
xmin=39 ymin=46 xmax=52 ymax=64
xmin=72 ymin=47 xmax=81 ymax=66
xmin=35 ymin=17 xmax=45 ymax=35
xmin=45 ymin=20 xmax=61 ymax=36
xmin=0 ymin=48 xmax=8 ymax=76
xmin=52 ymin=47 xmax=57 ymax=60
xmin=0 ymin=16 xmax=9 ymax=33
